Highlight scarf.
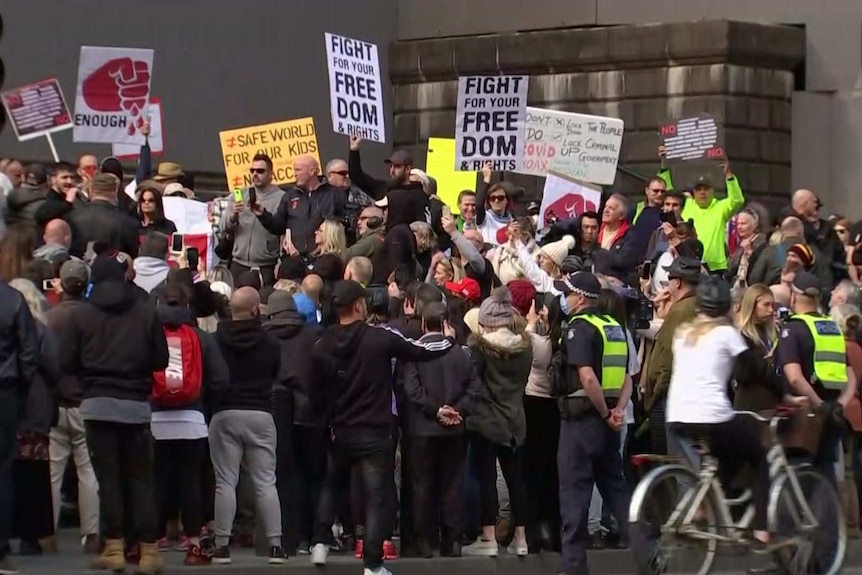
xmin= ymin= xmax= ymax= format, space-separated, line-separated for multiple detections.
xmin=598 ymin=220 xmax=630 ymax=250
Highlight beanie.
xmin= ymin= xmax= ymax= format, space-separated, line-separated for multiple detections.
xmin=478 ymin=286 xmax=515 ymax=328
xmin=506 ymin=279 xmax=536 ymax=317
xmin=89 ymin=251 xmax=127 ymax=285
xmin=539 ymin=235 xmax=576 ymax=268
xmin=788 ymin=243 xmax=815 ymax=270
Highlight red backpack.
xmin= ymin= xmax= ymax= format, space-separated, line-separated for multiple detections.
xmin=152 ymin=325 xmax=203 ymax=407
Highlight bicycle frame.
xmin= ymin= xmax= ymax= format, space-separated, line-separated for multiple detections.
xmin=654 ymin=413 xmax=821 ymax=548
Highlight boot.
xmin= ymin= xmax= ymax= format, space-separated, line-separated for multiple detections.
xmin=92 ymin=538 xmax=125 ymax=572
xmin=137 ymin=542 xmax=163 ymax=575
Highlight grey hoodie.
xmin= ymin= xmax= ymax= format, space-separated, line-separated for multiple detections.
xmin=221 ymin=184 xmax=285 ymax=267
xmin=34 ymin=243 xmax=70 ymax=262
xmin=133 ymin=256 xmax=170 ymax=293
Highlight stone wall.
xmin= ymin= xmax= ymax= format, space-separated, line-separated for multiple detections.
xmin=390 ymin=20 xmax=805 ymax=206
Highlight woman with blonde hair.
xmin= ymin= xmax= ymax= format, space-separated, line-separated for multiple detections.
xmin=8 ymin=279 xmax=60 ymax=555
xmin=310 ymin=219 xmax=346 ymax=283
xmin=732 ymin=284 xmax=785 ymax=412
xmin=430 ymin=256 xmax=464 ymax=287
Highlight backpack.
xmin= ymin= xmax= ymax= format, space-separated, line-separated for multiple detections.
xmin=152 ymin=325 xmax=204 ymax=407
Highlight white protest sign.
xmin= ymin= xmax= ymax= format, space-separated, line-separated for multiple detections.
xmin=517 ymin=107 xmax=623 ymax=186
xmin=455 ymin=76 xmax=528 ymax=171
xmin=112 ymin=98 xmax=163 ymax=160
xmin=538 ymin=171 xmax=602 ymax=230
xmin=73 ymin=46 xmax=154 ymax=145
xmin=162 ymin=196 xmax=212 ymax=235
xmin=325 ymin=33 xmax=385 ymax=143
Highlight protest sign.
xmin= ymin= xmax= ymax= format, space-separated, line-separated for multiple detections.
xmin=325 ymin=33 xmax=385 ymax=143
xmin=219 ymin=117 xmax=320 ymax=188
xmin=517 ymin=107 xmax=623 ymax=186
xmin=538 ymin=171 xmax=602 ymax=230
xmin=73 ymin=46 xmax=154 ymax=146
xmin=425 ymin=137 xmax=477 ymax=214
xmin=455 ymin=76 xmax=528 ymax=171
xmin=112 ymin=97 xmax=164 ymax=160
xmin=161 ymin=197 xmax=215 ymax=271
xmin=1 ymin=78 xmax=73 ymax=142
xmin=659 ymin=114 xmax=725 ymax=163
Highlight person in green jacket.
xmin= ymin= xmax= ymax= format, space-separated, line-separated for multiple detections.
xmin=660 ymin=162 xmax=743 ymax=274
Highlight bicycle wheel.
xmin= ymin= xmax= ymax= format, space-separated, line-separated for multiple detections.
xmin=629 ymin=464 xmax=719 ymax=575
xmin=768 ymin=468 xmax=846 ymax=575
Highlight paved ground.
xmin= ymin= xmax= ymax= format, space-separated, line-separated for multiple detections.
xmin=9 ymin=530 xmax=862 ymax=574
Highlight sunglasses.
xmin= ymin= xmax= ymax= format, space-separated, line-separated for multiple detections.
xmin=648 ymin=187 xmax=665 ymax=193
xmin=489 ymin=195 xmax=507 ymax=203
xmin=249 ymin=168 xmax=267 ymax=175
xmin=330 ymin=170 xmax=349 ymax=177
xmin=140 ymin=197 xmax=156 ymax=204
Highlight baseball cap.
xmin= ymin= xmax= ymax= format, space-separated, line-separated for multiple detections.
xmin=267 ymin=290 xmax=297 ymax=318
xmin=332 ymin=280 xmax=367 ymax=311
xmin=444 ymin=278 xmax=481 ymax=304
xmin=553 ymin=272 xmax=601 ymax=299
xmin=99 ymin=157 xmax=124 ymax=182
xmin=59 ymin=259 xmax=90 ymax=285
xmin=374 ymin=195 xmax=389 ymax=208
xmin=693 ymin=174 xmax=714 ymax=189
xmin=663 ymin=256 xmax=703 ymax=282
xmin=24 ymin=163 xmax=48 ymax=187
xmin=792 ymin=271 xmax=821 ymax=298
xmin=385 ymin=150 xmax=414 ymax=166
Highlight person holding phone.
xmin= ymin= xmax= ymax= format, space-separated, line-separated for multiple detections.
xmin=220 ymin=153 xmax=284 ymax=288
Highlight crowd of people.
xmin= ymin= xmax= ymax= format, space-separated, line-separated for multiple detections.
xmin=0 ymin=128 xmax=859 ymax=575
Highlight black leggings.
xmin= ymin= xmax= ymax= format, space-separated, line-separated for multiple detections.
xmin=469 ymin=433 xmax=527 ymax=528
xmin=670 ymin=414 xmax=769 ymax=530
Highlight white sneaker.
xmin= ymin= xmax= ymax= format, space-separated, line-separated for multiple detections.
xmin=311 ymin=543 xmax=329 ymax=566
xmin=364 ymin=567 xmax=393 ymax=575
xmin=507 ymin=539 xmax=528 ymax=556
xmin=461 ymin=538 xmax=498 ymax=557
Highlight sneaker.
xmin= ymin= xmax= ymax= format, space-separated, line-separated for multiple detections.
xmin=268 ymin=546 xmax=287 ymax=565
xmin=311 ymin=543 xmax=328 ymax=566
xmin=184 ymin=543 xmax=212 ymax=566
xmin=383 ymin=540 xmax=398 ymax=560
xmin=507 ymin=538 xmax=528 ymax=556
xmin=364 ymin=567 xmax=394 ymax=575
xmin=212 ymin=545 xmax=231 ymax=565
xmin=156 ymin=537 xmax=170 ymax=552
xmin=297 ymin=541 xmax=311 ymax=555
xmin=0 ymin=555 xmax=18 ymax=575
xmin=461 ymin=538 xmax=498 ymax=557
xmin=174 ymin=535 xmax=189 ymax=552
xmin=354 ymin=539 xmax=364 ymax=559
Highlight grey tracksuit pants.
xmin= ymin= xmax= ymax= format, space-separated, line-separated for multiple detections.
xmin=209 ymin=410 xmax=281 ymax=548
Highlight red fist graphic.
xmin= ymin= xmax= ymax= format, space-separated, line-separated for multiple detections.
xmin=544 ymin=193 xmax=597 ymax=224
xmin=82 ymin=57 xmax=151 ymax=118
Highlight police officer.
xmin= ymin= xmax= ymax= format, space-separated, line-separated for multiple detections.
xmin=776 ymin=270 xmax=857 ymax=484
xmin=552 ymin=271 xmax=633 ymax=575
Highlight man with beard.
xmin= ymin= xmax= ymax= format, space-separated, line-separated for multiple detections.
xmin=35 ymin=161 xmax=87 ymax=233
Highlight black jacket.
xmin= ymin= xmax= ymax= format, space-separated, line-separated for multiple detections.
xmin=0 ymin=281 xmax=42 ymax=397
xmin=312 ymin=320 xmax=454 ymax=431
xmin=139 ymin=217 xmax=178 ymax=237
xmin=214 ymin=318 xmax=281 ymax=414
xmin=153 ymin=305 xmax=230 ymax=418
xmin=593 ymin=226 xmax=638 ymax=284
xmin=347 ymin=148 xmax=431 ymax=227
xmin=45 ymin=298 xmax=87 ymax=407
xmin=371 ymin=224 xmax=418 ymax=285
xmin=398 ymin=333 xmax=483 ymax=436
xmin=34 ymin=188 xmax=83 ymax=230
xmin=61 ymin=280 xmax=169 ymax=402
xmin=264 ymin=311 xmax=325 ymax=427
xmin=68 ymin=199 xmax=140 ymax=258
xmin=6 ymin=186 xmax=49 ymax=229
xmin=21 ymin=322 xmax=60 ymax=436
xmin=257 ymin=183 xmax=346 ymax=255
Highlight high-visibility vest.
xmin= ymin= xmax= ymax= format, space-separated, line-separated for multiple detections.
xmin=565 ymin=313 xmax=628 ymax=397
xmin=790 ymin=313 xmax=848 ymax=390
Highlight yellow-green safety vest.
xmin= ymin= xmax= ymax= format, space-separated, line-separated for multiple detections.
xmin=566 ymin=313 xmax=628 ymax=397
xmin=791 ymin=314 xmax=848 ymax=390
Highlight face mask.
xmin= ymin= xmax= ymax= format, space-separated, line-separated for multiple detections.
xmin=559 ymin=293 xmax=570 ymax=315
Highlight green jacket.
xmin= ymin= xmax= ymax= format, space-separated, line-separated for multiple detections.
xmin=644 ymin=292 xmax=697 ymax=411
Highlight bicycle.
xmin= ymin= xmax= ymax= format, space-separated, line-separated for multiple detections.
xmin=628 ymin=409 xmax=846 ymax=575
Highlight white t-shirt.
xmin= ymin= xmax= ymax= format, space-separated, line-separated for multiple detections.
xmin=666 ymin=324 xmax=747 ymax=424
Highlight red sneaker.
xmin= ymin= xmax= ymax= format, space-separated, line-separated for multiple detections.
xmin=354 ymin=539 xmax=364 ymax=559
xmin=383 ymin=540 xmax=398 ymax=560
xmin=184 ymin=544 xmax=212 ymax=566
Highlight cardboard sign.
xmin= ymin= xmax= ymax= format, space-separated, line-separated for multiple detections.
xmin=455 ymin=75 xmax=528 ymax=171
xmin=517 ymin=107 xmax=623 ymax=185
xmin=0 ymin=78 xmax=73 ymax=141
xmin=73 ymin=46 xmax=154 ymax=145
xmin=112 ymin=98 xmax=164 ymax=160
xmin=219 ymin=117 xmax=320 ymax=189
xmin=659 ymin=114 xmax=725 ymax=163
xmin=425 ymin=137 xmax=477 ymax=214
xmin=538 ymin=171 xmax=602 ymax=230
xmin=325 ymin=33 xmax=385 ymax=143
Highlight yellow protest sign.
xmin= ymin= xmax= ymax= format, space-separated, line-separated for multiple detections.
xmin=219 ymin=117 xmax=320 ymax=188
xmin=425 ymin=137 xmax=477 ymax=214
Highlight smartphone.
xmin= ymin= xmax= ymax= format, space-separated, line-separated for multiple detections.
xmin=233 ymin=188 xmax=243 ymax=202
xmin=534 ymin=292 xmax=545 ymax=314
xmin=660 ymin=211 xmax=677 ymax=227
xmin=42 ymin=279 xmax=54 ymax=292
xmin=186 ymin=247 xmax=199 ymax=271
xmin=640 ymin=260 xmax=653 ymax=280
xmin=442 ymin=205 xmax=452 ymax=218
xmin=170 ymin=233 xmax=184 ymax=254
xmin=248 ymin=187 xmax=257 ymax=208
xmin=636 ymin=297 xmax=654 ymax=329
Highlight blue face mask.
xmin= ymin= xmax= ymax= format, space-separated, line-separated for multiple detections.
xmin=559 ymin=293 xmax=570 ymax=315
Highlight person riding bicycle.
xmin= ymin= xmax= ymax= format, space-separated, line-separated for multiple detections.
xmin=665 ymin=276 xmax=807 ymax=548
